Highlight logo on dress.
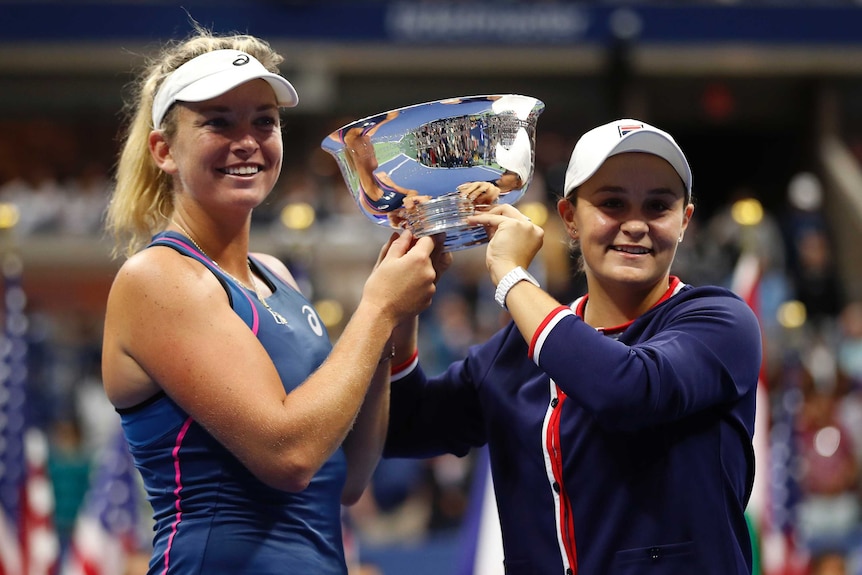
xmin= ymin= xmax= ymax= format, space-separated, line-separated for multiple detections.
xmin=302 ymin=305 xmax=324 ymax=337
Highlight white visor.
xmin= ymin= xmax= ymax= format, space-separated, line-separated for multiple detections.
xmin=152 ymin=49 xmax=298 ymax=128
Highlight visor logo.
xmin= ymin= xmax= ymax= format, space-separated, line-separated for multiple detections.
xmin=233 ymin=54 xmax=250 ymax=66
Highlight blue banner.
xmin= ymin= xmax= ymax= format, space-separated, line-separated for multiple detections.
xmin=2 ymin=2 xmax=862 ymax=46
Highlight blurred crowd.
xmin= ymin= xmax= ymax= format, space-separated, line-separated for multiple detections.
xmin=4 ymin=115 xmax=862 ymax=575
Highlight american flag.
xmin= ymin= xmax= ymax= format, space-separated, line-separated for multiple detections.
xmin=0 ymin=252 xmax=58 ymax=575
xmin=61 ymin=425 xmax=143 ymax=575
xmin=732 ymin=252 xmax=808 ymax=575
xmin=760 ymin=359 xmax=808 ymax=575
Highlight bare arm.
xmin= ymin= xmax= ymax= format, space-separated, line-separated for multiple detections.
xmin=340 ymin=232 xmax=449 ymax=502
xmin=340 ymin=360 xmax=390 ymax=505
xmin=102 ymin=231 xmax=438 ymax=493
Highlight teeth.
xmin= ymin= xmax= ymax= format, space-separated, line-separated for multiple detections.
xmin=613 ymin=246 xmax=650 ymax=254
xmin=224 ymin=166 xmax=259 ymax=175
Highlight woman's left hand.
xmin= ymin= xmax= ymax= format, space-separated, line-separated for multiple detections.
xmin=468 ymin=204 xmax=543 ymax=285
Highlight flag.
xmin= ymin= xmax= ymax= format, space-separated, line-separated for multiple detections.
xmin=62 ymin=426 xmax=143 ymax=575
xmin=455 ymin=447 xmax=503 ymax=575
xmin=0 ymin=252 xmax=59 ymax=575
xmin=732 ymin=252 xmax=807 ymax=575
xmin=0 ymin=254 xmax=27 ymax=575
xmin=760 ymin=369 xmax=808 ymax=575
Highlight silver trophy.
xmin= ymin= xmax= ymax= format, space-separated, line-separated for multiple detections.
xmin=321 ymin=94 xmax=545 ymax=251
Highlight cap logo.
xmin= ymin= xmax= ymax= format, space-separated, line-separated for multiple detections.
xmin=233 ymin=54 xmax=250 ymax=66
xmin=618 ymin=124 xmax=643 ymax=138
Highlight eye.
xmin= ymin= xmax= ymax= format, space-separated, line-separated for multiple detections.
xmin=646 ymin=199 xmax=672 ymax=213
xmin=255 ymin=114 xmax=280 ymax=130
xmin=202 ymin=116 xmax=230 ymax=129
xmin=600 ymin=197 xmax=625 ymax=209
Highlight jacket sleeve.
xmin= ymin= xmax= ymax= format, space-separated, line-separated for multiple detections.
xmin=383 ymin=330 xmax=508 ymax=458
xmin=534 ymin=289 xmax=762 ymax=432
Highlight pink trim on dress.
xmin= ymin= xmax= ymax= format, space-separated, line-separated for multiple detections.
xmin=161 ymin=416 xmax=193 ymax=575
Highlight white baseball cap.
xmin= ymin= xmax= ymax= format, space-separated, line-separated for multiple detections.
xmin=563 ymin=119 xmax=692 ymax=202
xmin=151 ymin=49 xmax=299 ymax=128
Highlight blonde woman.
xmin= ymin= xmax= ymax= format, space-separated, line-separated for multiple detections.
xmin=102 ymin=28 xmax=443 ymax=574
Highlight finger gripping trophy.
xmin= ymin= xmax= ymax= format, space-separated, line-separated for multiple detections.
xmin=321 ymin=94 xmax=545 ymax=252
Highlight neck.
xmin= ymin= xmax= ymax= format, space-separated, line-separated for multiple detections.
xmin=170 ymin=219 xmax=255 ymax=288
xmin=583 ymin=277 xmax=672 ymax=328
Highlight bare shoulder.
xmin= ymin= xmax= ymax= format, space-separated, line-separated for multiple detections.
xmin=113 ymin=245 xmax=219 ymax=293
xmin=102 ymin=246 xmax=231 ymax=408
xmin=251 ymin=252 xmax=302 ymax=292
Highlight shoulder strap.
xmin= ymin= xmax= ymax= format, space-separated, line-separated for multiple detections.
xmin=147 ymin=231 xmax=260 ymax=335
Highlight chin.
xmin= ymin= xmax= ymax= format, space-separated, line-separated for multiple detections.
xmin=607 ymin=269 xmax=663 ymax=287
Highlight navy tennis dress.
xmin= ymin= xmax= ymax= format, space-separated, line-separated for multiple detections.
xmin=118 ymin=231 xmax=346 ymax=574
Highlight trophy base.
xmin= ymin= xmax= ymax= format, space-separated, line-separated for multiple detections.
xmin=403 ymin=193 xmax=489 ymax=252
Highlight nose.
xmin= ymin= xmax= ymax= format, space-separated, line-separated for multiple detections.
xmin=620 ymin=218 xmax=649 ymax=236
xmin=231 ymin=131 xmax=259 ymax=156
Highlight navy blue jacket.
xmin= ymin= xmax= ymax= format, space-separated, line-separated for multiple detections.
xmin=385 ymin=280 xmax=760 ymax=574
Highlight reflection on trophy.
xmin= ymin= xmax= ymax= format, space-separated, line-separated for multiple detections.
xmin=321 ymin=94 xmax=545 ymax=251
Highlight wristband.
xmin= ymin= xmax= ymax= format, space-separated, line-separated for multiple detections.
xmin=391 ymin=348 xmax=419 ymax=377
xmin=494 ymin=266 xmax=540 ymax=309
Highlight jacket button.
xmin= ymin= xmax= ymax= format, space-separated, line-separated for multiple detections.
xmin=650 ymin=547 xmax=661 ymax=560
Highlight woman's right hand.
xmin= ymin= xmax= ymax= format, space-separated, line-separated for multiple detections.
xmin=363 ymin=230 xmax=439 ymax=324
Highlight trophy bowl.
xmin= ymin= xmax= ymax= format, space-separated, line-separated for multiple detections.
xmin=321 ymin=94 xmax=545 ymax=252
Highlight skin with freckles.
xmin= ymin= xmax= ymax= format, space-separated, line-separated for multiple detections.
xmin=149 ymin=80 xmax=283 ymax=220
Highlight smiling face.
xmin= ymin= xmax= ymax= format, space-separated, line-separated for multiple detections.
xmin=559 ymin=152 xmax=693 ymax=306
xmin=150 ymin=79 xmax=283 ymax=215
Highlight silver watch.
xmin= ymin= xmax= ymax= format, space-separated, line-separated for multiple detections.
xmin=494 ymin=266 xmax=540 ymax=309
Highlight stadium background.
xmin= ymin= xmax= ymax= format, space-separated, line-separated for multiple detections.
xmin=2 ymin=1 xmax=862 ymax=574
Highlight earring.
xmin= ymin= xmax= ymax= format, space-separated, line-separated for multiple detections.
xmin=678 ymin=236 xmax=684 ymax=244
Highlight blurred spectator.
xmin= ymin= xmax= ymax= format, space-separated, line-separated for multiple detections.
xmin=426 ymin=453 xmax=474 ymax=532
xmin=780 ymin=171 xmax=829 ymax=277
xmin=47 ymin=417 xmax=92 ymax=558
xmin=347 ymin=465 xmax=432 ymax=546
xmin=0 ymin=163 xmax=64 ymax=235
xmin=417 ymin=290 xmax=478 ymax=376
xmin=837 ymin=301 xmax=862 ymax=390
xmin=60 ymin=160 xmax=110 ymax=236
xmin=792 ymin=226 xmax=844 ymax=328
xmin=835 ymin=301 xmax=862 ymax=472
xmin=699 ymin=185 xmax=793 ymax=364
xmin=796 ymin=385 xmax=860 ymax=550
xmin=809 ymin=549 xmax=849 ymax=575
xmin=774 ymin=171 xmax=845 ymax=330
xmin=702 ymin=185 xmax=787 ymax=286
